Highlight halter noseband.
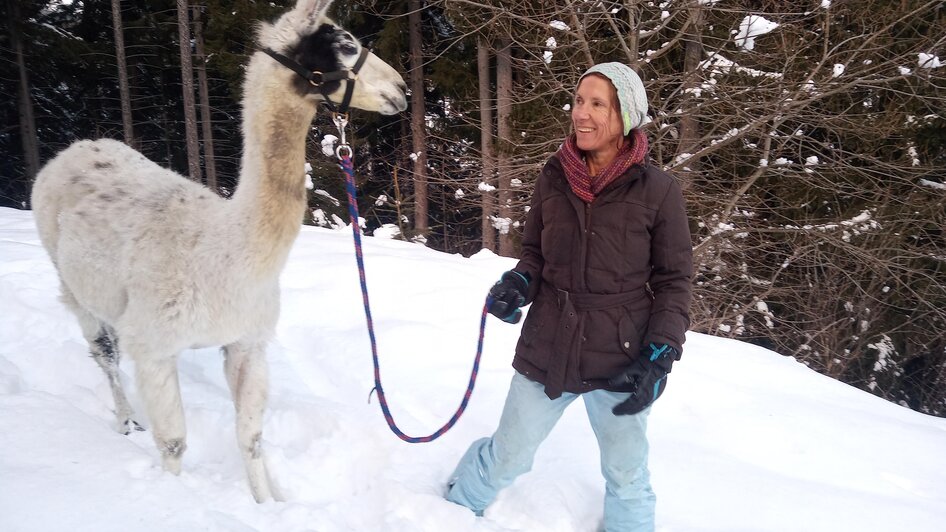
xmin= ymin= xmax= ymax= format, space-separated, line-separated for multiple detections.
xmin=261 ymin=46 xmax=370 ymax=115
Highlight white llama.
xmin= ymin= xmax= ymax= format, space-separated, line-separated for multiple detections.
xmin=30 ymin=0 xmax=406 ymax=502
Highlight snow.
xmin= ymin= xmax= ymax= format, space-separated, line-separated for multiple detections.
xmin=920 ymin=179 xmax=945 ymax=190
xmin=549 ymin=20 xmax=570 ymax=31
xmin=304 ymin=162 xmax=314 ymax=190
xmin=699 ymin=52 xmax=782 ymax=79
xmin=735 ymin=15 xmax=779 ymax=51
xmin=320 ymin=135 xmax=338 ymax=157
xmin=1 ymin=206 xmax=945 ymax=531
xmin=312 ymin=189 xmax=340 ymax=207
xmin=371 ymin=223 xmax=401 ymax=240
xmin=918 ymin=53 xmax=943 ymax=69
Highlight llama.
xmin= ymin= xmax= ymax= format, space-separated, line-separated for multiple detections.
xmin=30 ymin=0 xmax=406 ymax=502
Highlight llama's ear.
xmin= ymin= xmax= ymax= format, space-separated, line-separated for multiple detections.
xmin=292 ymin=0 xmax=334 ymax=27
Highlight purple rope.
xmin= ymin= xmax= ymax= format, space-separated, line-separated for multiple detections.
xmin=339 ymin=153 xmax=490 ymax=443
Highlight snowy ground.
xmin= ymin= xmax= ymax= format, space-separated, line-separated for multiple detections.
xmin=1 ymin=206 xmax=944 ymax=531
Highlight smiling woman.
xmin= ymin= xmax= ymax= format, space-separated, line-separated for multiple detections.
xmin=572 ymin=74 xmax=627 ymax=173
xmin=445 ymin=62 xmax=692 ymax=532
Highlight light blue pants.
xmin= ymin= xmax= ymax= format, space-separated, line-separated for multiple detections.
xmin=446 ymin=372 xmax=655 ymax=531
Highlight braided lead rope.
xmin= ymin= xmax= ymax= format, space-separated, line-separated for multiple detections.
xmin=336 ymin=146 xmax=490 ymax=443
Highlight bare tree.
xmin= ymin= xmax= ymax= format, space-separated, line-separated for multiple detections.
xmin=477 ymin=35 xmax=496 ymax=252
xmin=176 ymin=0 xmax=201 ymax=182
xmin=408 ymin=0 xmax=428 ymax=234
xmin=9 ymin=0 xmax=40 ymax=181
xmin=496 ymin=38 xmax=514 ymax=257
xmin=111 ymin=0 xmax=135 ymax=147
xmin=192 ymin=3 xmax=217 ymax=191
xmin=673 ymin=1 xmax=705 ymax=188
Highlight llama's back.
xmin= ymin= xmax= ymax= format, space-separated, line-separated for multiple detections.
xmin=33 ymin=139 xmax=205 ymax=255
xmin=31 ymin=138 xmax=235 ymax=329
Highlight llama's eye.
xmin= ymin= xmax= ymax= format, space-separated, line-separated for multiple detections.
xmin=336 ymin=41 xmax=358 ymax=56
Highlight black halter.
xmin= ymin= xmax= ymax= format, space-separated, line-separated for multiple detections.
xmin=261 ymin=46 xmax=370 ymax=115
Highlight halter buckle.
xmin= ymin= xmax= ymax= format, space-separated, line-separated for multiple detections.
xmin=333 ymin=112 xmax=351 ymax=161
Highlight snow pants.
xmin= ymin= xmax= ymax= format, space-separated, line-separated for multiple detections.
xmin=446 ymin=371 xmax=655 ymax=532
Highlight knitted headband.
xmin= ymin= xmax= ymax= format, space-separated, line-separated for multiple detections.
xmin=579 ymin=62 xmax=652 ymax=135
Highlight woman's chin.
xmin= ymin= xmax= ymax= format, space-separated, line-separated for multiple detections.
xmin=575 ymin=139 xmax=596 ymax=152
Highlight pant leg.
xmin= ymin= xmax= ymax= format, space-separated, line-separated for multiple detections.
xmin=446 ymin=372 xmax=578 ymax=515
xmin=583 ymin=390 xmax=655 ymax=532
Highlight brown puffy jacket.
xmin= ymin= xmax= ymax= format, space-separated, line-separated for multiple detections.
xmin=511 ymin=154 xmax=692 ymax=399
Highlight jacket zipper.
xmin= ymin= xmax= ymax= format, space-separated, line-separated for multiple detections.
xmin=581 ymin=202 xmax=592 ymax=292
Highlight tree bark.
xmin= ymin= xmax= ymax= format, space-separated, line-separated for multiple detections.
xmin=193 ymin=4 xmax=217 ymax=191
xmin=675 ymin=2 xmax=704 ymax=189
xmin=568 ymin=4 xmax=595 ymax=68
xmin=408 ymin=0 xmax=427 ymax=233
xmin=111 ymin=0 xmax=134 ymax=147
xmin=496 ymin=39 xmax=514 ymax=257
xmin=176 ymin=0 xmax=201 ymax=182
xmin=9 ymin=0 xmax=40 ymax=182
xmin=477 ymin=36 xmax=496 ymax=252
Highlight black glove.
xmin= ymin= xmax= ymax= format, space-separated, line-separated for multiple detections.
xmin=487 ymin=270 xmax=530 ymax=324
xmin=608 ymin=343 xmax=677 ymax=416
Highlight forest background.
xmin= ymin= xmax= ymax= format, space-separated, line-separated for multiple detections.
xmin=2 ymin=0 xmax=944 ymax=416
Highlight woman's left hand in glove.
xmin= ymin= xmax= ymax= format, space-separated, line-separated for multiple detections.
xmin=608 ymin=343 xmax=677 ymax=416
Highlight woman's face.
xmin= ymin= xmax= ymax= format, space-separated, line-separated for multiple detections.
xmin=572 ymin=74 xmax=625 ymax=158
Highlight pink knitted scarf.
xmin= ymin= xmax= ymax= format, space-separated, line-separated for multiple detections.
xmin=558 ymin=129 xmax=649 ymax=203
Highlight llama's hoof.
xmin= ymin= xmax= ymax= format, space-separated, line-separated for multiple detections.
xmin=121 ymin=419 xmax=145 ymax=435
xmin=160 ymin=438 xmax=186 ymax=475
xmin=162 ymin=455 xmax=183 ymax=475
xmin=251 ymin=487 xmax=272 ymax=504
xmin=246 ymin=455 xmax=274 ymax=503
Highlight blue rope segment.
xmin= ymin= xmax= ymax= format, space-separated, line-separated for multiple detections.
xmin=339 ymin=153 xmax=489 ymax=443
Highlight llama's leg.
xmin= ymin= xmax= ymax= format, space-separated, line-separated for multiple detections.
xmin=62 ymin=285 xmax=141 ymax=434
xmin=134 ymin=353 xmax=187 ymax=474
xmin=90 ymin=329 xmax=143 ymax=435
xmin=223 ymin=342 xmax=273 ymax=503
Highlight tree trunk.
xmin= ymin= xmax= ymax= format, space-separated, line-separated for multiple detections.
xmin=496 ymin=39 xmax=515 ymax=257
xmin=9 ymin=0 xmax=40 ymax=182
xmin=477 ymin=36 xmax=496 ymax=252
xmin=675 ymin=3 xmax=704 ymax=189
xmin=408 ymin=0 xmax=428 ymax=234
xmin=111 ymin=0 xmax=134 ymax=146
xmin=193 ymin=4 xmax=217 ymax=191
xmin=176 ymin=0 xmax=201 ymax=182
xmin=625 ymin=2 xmax=640 ymax=65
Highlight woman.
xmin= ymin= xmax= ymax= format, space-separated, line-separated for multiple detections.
xmin=445 ymin=63 xmax=692 ymax=531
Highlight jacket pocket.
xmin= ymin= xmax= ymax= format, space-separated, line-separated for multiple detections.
xmin=617 ymin=308 xmax=647 ymax=358
xmin=520 ymin=297 xmax=548 ymax=347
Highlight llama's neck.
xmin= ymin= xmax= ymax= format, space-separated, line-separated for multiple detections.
xmin=231 ymin=64 xmax=317 ymax=278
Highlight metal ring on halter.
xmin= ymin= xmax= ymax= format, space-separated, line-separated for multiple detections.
xmin=336 ymin=144 xmax=353 ymax=159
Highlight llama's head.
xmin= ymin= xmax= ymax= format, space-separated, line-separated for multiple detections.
xmin=257 ymin=0 xmax=407 ymax=115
